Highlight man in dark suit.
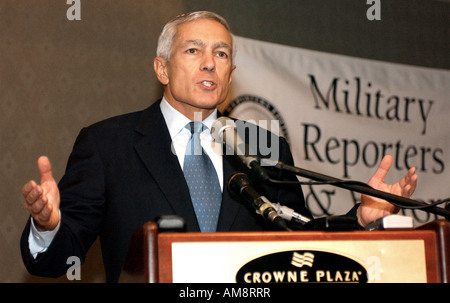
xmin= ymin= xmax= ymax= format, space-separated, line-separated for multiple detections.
xmin=21 ymin=11 xmax=418 ymax=283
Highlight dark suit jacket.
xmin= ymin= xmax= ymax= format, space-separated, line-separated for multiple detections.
xmin=21 ymin=100 xmax=310 ymax=282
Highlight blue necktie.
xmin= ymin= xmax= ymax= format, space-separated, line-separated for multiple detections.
xmin=183 ymin=122 xmax=222 ymax=232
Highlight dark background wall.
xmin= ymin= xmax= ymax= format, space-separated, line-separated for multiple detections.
xmin=1 ymin=0 xmax=448 ymax=282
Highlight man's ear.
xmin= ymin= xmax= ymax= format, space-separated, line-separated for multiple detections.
xmin=228 ymin=65 xmax=236 ymax=84
xmin=154 ymin=57 xmax=169 ymax=85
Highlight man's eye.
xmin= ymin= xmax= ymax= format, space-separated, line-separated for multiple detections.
xmin=186 ymin=48 xmax=197 ymax=54
xmin=217 ymin=51 xmax=228 ymax=58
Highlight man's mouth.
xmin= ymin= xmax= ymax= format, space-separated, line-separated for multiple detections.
xmin=201 ymin=81 xmax=215 ymax=87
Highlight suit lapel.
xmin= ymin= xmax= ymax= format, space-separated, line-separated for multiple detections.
xmin=134 ymin=101 xmax=200 ymax=231
xmin=216 ymin=155 xmax=242 ymax=231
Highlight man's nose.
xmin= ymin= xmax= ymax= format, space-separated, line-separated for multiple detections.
xmin=200 ymin=53 xmax=216 ymax=72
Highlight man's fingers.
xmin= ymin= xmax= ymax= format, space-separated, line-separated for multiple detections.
xmin=34 ymin=201 xmax=53 ymax=222
xmin=402 ymin=168 xmax=418 ymax=197
xmin=38 ymin=156 xmax=54 ymax=184
xmin=24 ymin=185 xmax=43 ymax=206
xmin=369 ymin=155 xmax=393 ymax=184
xmin=22 ymin=180 xmax=37 ymax=198
xmin=377 ymin=154 xmax=393 ymax=177
xmin=26 ymin=199 xmax=53 ymax=227
xmin=28 ymin=197 xmax=46 ymax=215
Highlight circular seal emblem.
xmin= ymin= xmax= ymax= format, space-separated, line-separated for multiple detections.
xmin=224 ymin=94 xmax=290 ymax=143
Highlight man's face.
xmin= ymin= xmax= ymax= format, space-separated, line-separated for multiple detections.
xmin=154 ymin=18 xmax=236 ymax=120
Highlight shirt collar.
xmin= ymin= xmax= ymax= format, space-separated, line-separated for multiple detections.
xmin=160 ymin=97 xmax=217 ymax=139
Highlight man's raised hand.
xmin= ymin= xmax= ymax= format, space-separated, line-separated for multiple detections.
xmin=22 ymin=156 xmax=61 ymax=231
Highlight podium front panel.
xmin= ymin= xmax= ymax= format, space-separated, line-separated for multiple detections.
xmin=157 ymin=229 xmax=442 ymax=283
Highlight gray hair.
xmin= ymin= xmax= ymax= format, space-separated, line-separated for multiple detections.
xmin=156 ymin=11 xmax=236 ymax=64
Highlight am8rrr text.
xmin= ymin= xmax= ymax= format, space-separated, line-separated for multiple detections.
xmin=179 ymin=287 xmax=270 ymax=300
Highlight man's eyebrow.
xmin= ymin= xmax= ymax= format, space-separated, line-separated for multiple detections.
xmin=213 ymin=41 xmax=232 ymax=52
xmin=182 ymin=39 xmax=231 ymax=51
xmin=183 ymin=39 xmax=206 ymax=48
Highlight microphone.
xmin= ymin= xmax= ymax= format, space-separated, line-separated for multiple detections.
xmin=228 ymin=172 xmax=289 ymax=230
xmin=211 ymin=117 xmax=270 ymax=181
xmin=269 ymin=203 xmax=311 ymax=225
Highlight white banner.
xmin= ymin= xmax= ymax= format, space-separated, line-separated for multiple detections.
xmin=224 ymin=36 xmax=450 ymax=225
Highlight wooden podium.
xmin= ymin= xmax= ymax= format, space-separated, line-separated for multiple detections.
xmin=119 ymin=220 xmax=449 ymax=283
